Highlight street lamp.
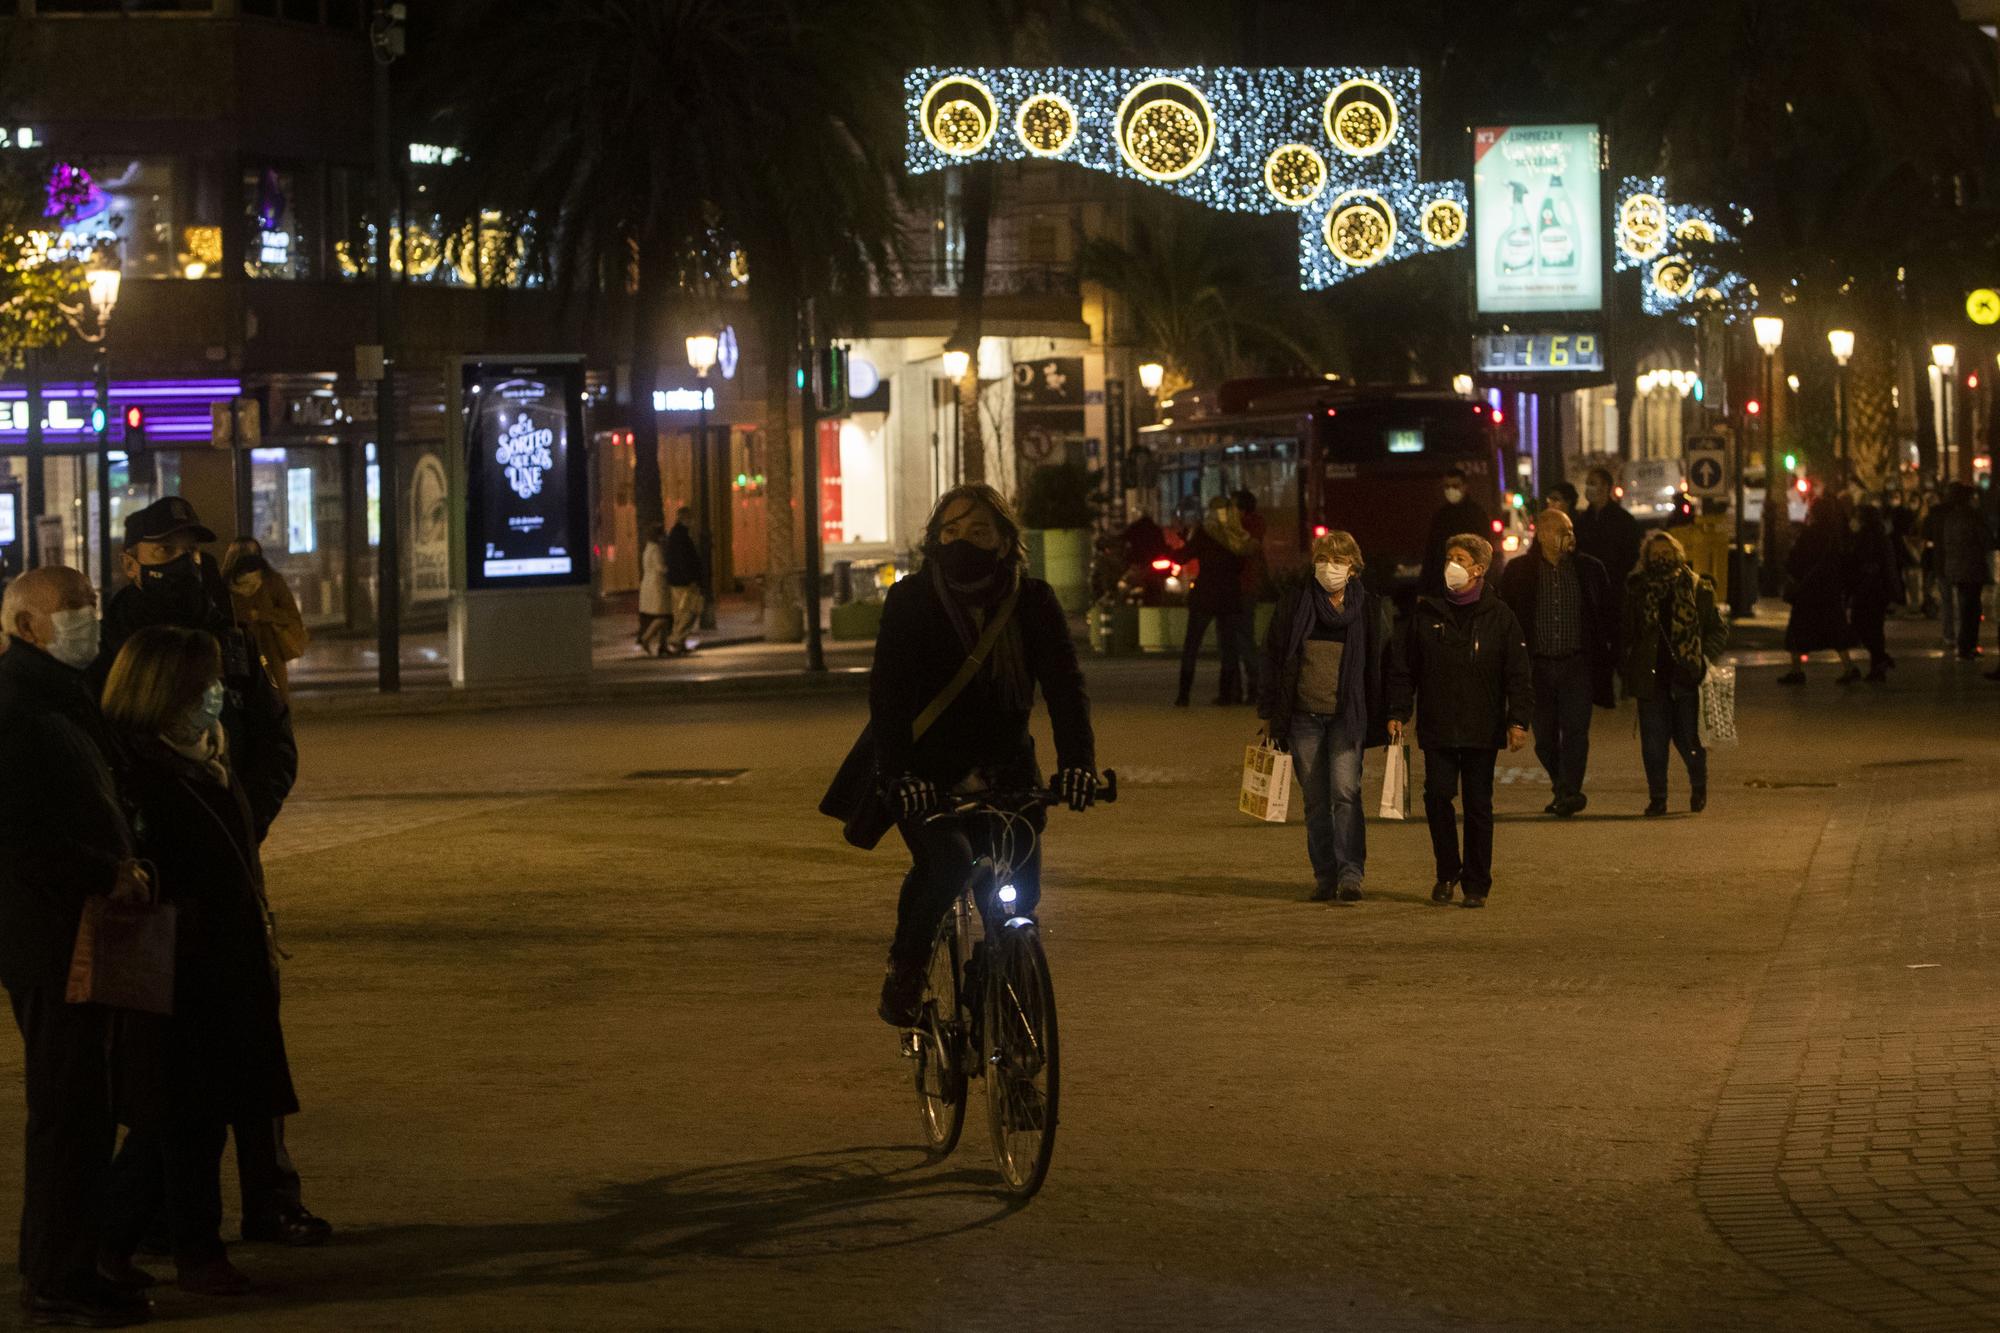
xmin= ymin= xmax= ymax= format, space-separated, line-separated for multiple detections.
xmin=684 ymin=332 xmax=720 ymax=630
xmin=1933 ymin=342 xmax=1958 ymax=482
xmin=1451 ymin=373 xmax=1474 ymax=398
xmin=1752 ymin=315 xmax=1783 ymax=596
xmin=85 ymin=263 xmax=121 ymax=592
xmin=1828 ymin=329 xmax=1854 ymax=488
xmin=1137 ymin=361 xmax=1165 ymax=394
xmin=941 ymin=348 xmax=971 ymax=383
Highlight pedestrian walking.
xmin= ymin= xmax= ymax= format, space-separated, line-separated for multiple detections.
xmin=1844 ymin=504 xmax=1902 ymax=682
xmin=844 ymin=484 xmax=1097 ymax=1026
xmin=1575 ymin=466 xmax=1644 ymax=591
xmin=1621 ymin=531 xmax=1728 ymax=816
xmin=1175 ymin=495 xmax=1259 ymax=706
xmin=1497 ymin=508 xmax=1616 ymax=817
xmin=636 ymin=524 xmax=670 ymax=656
xmin=1233 ymin=488 xmax=1268 ymax=606
xmin=1256 ymin=530 xmax=1394 ymax=902
xmin=1418 ymin=469 xmax=1490 ymax=597
xmin=0 ymin=566 xmax=155 ymax=1328
xmin=1920 ymin=487 xmax=1948 ymax=632
xmin=664 ymin=507 xmax=706 ymax=655
xmin=98 ymin=626 xmax=300 ymax=1297
xmin=1937 ymin=482 xmax=1992 ymax=662
xmin=1887 ymin=486 xmax=1923 ymax=613
xmin=1386 ymin=533 xmax=1532 ymax=909
xmin=221 ymin=539 xmax=308 ymax=702
xmin=1539 ymin=482 xmax=1577 ymax=516
xmin=1778 ymin=496 xmax=1860 ymax=684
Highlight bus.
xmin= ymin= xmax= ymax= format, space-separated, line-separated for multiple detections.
xmin=1132 ymin=379 xmax=1514 ymax=594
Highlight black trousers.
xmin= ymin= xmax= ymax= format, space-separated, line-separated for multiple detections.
xmin=7 ymin=986 xmax=115 ymax=1296
xmin=1422 ymin=747 xmax=1499 ymax=897
xmin=103 ymin=1119 xmax=228 ymax=1266
xmin=1851 ymin=601 xmax=1889 ymax=669
xmin=233 ymin=1115 xmax=302 ymax=1222
xmin=889 ymin=811 xmax=1044 ymax=968
xmin=1178 ymin=608 xmax=1257 ymax=700
xmin=1954 ymin=582 xmax=1984 ymax=655
xmin=1530 ymin=653 xmax=1593 ymax=802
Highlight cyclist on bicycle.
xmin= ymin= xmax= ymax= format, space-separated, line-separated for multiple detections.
xmin=869 ymin=484 xmax=1098 ymax=1027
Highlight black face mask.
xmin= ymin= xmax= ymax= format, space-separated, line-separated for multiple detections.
xmin=934 ymin=539 xmax=1002 ymax=585
xmin=137 ymin=551 xmax=207 ymax=620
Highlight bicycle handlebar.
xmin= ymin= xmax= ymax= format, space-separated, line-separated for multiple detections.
xmin=927 ymin=768 xmax=1119 ymax=820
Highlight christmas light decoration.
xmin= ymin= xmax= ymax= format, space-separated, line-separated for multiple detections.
xmin=1615 ymin=175 xmax=1750 ymax=320
xmin=1263 ymin=143 xmax=1327 ymax=207
xmin=1016 ymin=93 xmax=1079 ymax=157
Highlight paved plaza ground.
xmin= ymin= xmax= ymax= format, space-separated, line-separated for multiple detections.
xmin=3 ymin=621 xmax=1998 ymax=1330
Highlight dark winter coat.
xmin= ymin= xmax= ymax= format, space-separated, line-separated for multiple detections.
xmin=1419 ymin=498 xmax=1492 ymax=596
xmin=1784 ymin=522 xmax=1854 ymax=653
xmin=115 ymin=738 xmax=297 ymax=1126
xmin=665 ymin=522 xmax=704 ymax=587
xmin=1386 ymin=586 xmax=1534 ymax=751
xmin=1180 ymin=523 xmax=1247 ymax=615
xmin=1496 ymin=548 xmax=1618 ymax=707
xmin=1938 ymin=503 xmax=1994 ymax=586
xmin=1844 ymin=525 xmax=1905 ymax=614
xmin=1574 ymin=501 xmax=1644 ymax=582
xmin=0 ymin=641 xmax=133 ymax=991
xmin=868 ymin=571 xmax=1094 ymax=789
xmin=1256 ymin=579 xmax=1395 ymax=748
xmin=1619 ymin=568 xmax=1728 ymax=702
xmin=98 ymin=569 xmax=298 ymax=840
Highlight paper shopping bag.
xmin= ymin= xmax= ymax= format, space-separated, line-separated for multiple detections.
xmin=1239 ymin=741 xmax=1295 ymax=823
xmin=1699 ymin=664 xmax=1738 ymax=745
xmin=66 ymin=894 xmax=176 ymax=1016
xmin=1378 ymin=742 xmax=1411 ymax=821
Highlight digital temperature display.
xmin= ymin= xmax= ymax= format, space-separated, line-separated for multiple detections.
xmin=1476 ymin=333 xmax=1604 ymax=373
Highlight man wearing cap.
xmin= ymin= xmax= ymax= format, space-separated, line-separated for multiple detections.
xmin=95 ymin=497 xmax=330 ymax=1249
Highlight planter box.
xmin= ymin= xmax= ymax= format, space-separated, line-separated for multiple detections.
xmin=1026 ymin=527 xmax=1093 ymax=614
xmin=829 ymin=599 xmax=884 ymax=642
xmin=1138 ymin=604 xmax=1189 ymax=653
xmin=1090 ymin=603 xmax=1140 ymax=655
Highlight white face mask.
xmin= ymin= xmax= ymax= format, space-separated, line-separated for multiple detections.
xmin=1442 ymin=487 xmax=1465 ymax=505
xmin=47 ymin=609 xmax=100 ymax=670
xmin=1314 ymin=561 xmax=1351 ymax=594
xmin=1443 ymin=562 xmax=1474 ymax=592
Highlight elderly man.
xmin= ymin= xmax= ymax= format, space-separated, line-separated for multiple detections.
xmin=1499 ymin=508 xmax=1616 ymax=817
xmin=0 ymin=567 xmax=153 ymax=1326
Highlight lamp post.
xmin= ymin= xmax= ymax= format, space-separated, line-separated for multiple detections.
xmin=1932 ymin=342 xmax=1958 ymax=483
xmin=1753 ymin=315 xmax=1784 ymax=594
xmin=370 ymin=0 xmax=406 ymax=693
xmin=941 ymin=348 xmax=971 ymax=485
xmin=684 ymin=331 xmax=719 ymax=631
xmin=1827 ymin=329 xmax=1854 ymax=490
xmin=85 ymin=264 xmax=120 ymax=592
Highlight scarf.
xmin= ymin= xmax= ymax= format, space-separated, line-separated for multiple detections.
xmin=161 ymin=724 xmax=231 ymax=788
xmin=1287 ymin=582 xmax=1370 ymax=744
xmin=928 ymin=559 xmax=1030 ymax=711
xmin=1638 ymin=562 xmax=1704 ymax=679
xmin=1446 ymin=578 xmax=1483 ymax=606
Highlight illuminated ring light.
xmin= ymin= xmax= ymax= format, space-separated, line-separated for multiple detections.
xmin=1418 ymin=198 xmax=1467 ymax=248
xmin=1652 ymin=256 xmax=1695 ymax=299
xmin=392 ymin=225 xmax=441 ymax=279
xmin=1693 ymin=285 xmax=1725 ymax=304
xmin=1016 ymin=92 xmax=1079 ymax=157
xmin=1322 ymin=77 xmax=1398 ymax=158
xmin=1115 ymin=77 xmax=1215 ymax=183
xmin=1323 ymin=190 xmax=1398 ymax=268
xmin=1619 ymin=193 xmax=1668 ymax=261
xmin=920 ymin=75 xmax=998 ymax=157
xmin=1262 ymin=143 xmax=1327 ymax=207
xmin=1674 ymin=217 xmax=1716 ymax=245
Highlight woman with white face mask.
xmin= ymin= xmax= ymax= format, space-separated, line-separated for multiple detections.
xmin=1256 ymin=531 xmax=1396 ymax=901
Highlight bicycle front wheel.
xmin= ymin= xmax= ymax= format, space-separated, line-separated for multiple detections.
xmin=984 ymin=919 xmax=1060 ymax=1197
xmin=913 ymin=916 xmax=967 ymax=1156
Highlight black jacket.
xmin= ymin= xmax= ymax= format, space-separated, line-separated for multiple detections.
xmin=869 ymin=572 xmax=1093 ymax=788
xmin=1256 ymin=580 xmax=1394 ymax=748
xmin=665 ymin=522 xmax=704 ymax=587
xmin=1574 ymin=501 xmax=1643 ymax=582
xmin=1419 ymin=498 xmax=1491 ymax=596
xmin=1181 ymin=524 xmax=1247 ymax=614
xmin=0 ymin=641 xmax=134 ymax=991
xmin=1386 ymin=587 xmax=1534 ymax=751
xmin=1497 ymin=550 xmax=1617 ymax=708
xmin=97 ymin=570 xmax=298 ymax=840
xmin=1844 ymin=525 xmax=1904 ymax=612
xmin=116 ymin=738 xmax=297 ymax=1125
xmin=1783 ymin=522 xmax=1854 ymax=654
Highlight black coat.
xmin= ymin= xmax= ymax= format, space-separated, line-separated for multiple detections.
xmin=868 ymin=572 xmax=1094 ymax=788
xmin=1784 ymin=522 xmax=1854 ymax=653
xmin=1574 ymin=501 xmax=1643 ymax=582
xmin=665 ymin=522 xmax=704 ymax=587
xmin=1844 ymin=526 xmax=1904 ymax=613
xmin=98 ymin=572 xmax=298 ymax=840
xmin=1256 ymin=580 xmax=1394 ymax=748
xmin=0 ymin=642 xmax=134 ymax=991
xmin=1386 ymin=587 xmax=1534 ymax=751
xmin=116 ymin=738 xmax=297 ymax=1125
xmin=1419 ymin=498 xmax=1491 ymax=596
xmin=1181 ymin=524 xmax=1247 ymax=614
xmin=1496 ymin=550 xmax=1618 ymax=707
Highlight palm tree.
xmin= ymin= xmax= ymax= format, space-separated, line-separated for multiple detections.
xmin=430 ymin=0 xmax=918 ymax=641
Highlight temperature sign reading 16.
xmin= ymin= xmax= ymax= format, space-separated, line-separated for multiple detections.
xmin=1476 ymin=332 xmax=1606 ymax=374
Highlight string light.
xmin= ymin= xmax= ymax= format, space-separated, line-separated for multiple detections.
xmin=1615 ymin=175 xmax=1750 ymax=320
xmin=1016 ymin=92 xmax=1078 ymax=157
xmin=1263 ymin=143 xmax=1327 ymax=207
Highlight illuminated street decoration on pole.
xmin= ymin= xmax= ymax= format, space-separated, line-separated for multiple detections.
xmin=1615 ymin=175 xmax=1750 ymax=320
xmin=906 ymin=66 xmax=1468 ymax=290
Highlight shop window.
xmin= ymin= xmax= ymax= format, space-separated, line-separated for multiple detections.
xmin=44 ymin=158 xmax=220 ymax=280
xmin=243 ymin=167 xmax=316 ymax=280
xmin=38 ymin=1 xmax=214 ymax=11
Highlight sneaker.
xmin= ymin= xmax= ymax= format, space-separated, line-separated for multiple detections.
xmin=1430 ymin=880 xmax=1456 ymax=904
xmin=1554 ymin=794 xmax=1587 ymax=818
xmin=95 ymin=1259 xmax=154 ymax=1292
xmin=174 ymin=1258 xmax=251 ymax=1297
xmin=876 ymin=964 xmax=925 ymax=1028
xmin=1460 ymin=895 xmax=1487 ymax=909
xmin=1644 ymin=797 xmax=1668 ymax=817
xmin=1776 ymin=670 xmax=1806 ymax=685
xmin=1336 ymin=882 xmax=1363 ymax=903
xmin=240 ymin=1206 xmax=331 ymax=1247
xmin=24 ymin=1278 xmax=149 ymax=1327
xmin=1542 ymin=800 xmax=1559 ymax=814
xmin=1307 ymin=882 xmax=1338 ymax=903
xmin=1690 ymin=787 xmax=1708 ymax=814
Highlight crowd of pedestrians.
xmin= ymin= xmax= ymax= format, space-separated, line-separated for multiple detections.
xmin=0 ymin=498 xmax=328 ymax=1327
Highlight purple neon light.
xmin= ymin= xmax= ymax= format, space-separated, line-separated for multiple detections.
xmin=0 ymin=378 xmax=243 ymax=444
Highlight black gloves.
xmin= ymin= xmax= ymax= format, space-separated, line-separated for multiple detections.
xmin=1055 ymin=767 xmax=1099 ymax=812
xmin=891 ymin=775 xmax=943 ymax=820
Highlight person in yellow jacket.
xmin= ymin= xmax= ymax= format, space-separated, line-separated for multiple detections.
xmin=222 ymin=539 xmax=309 ymax=700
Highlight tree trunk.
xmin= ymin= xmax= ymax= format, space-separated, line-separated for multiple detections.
xmin=629 ymin=237 xmax=671 ymax=542
xmin=948 ymin=162 xmax=995 ymax=485
xmin=1848 ymin=334 xmax=1896 ymax=491
xmin=761 ymin=300 xmax=801 ymax=642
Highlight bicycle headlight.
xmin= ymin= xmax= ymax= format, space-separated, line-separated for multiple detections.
xmin=997 ymin=883 xmax=1018 ymax=906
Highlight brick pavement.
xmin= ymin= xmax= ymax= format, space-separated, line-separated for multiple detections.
xmin=1698 ymin=756 xmax=2000 ymax=1331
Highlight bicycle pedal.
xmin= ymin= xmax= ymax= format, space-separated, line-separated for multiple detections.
xmin=900 ymin=1032 xmax=923 ymax=1059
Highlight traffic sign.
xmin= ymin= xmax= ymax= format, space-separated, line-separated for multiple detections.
xmin=1686 ymin=444 xmax=1729 ymax=500
xmin=1967 ymin=288 xmax=2000 ymax=326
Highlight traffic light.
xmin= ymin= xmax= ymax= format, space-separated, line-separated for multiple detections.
xmin=812 ymin=346 xmax=849 ymax=415
xmin=89 ymin=404 xmax=106 ymax=434
xmin=1745 ymin=399 xmax=1762 ymax=417
xmin=1783 ymin=452 xmax=1798 ymax=471
xmin=122 ymin=404 xmax=145 ymax=450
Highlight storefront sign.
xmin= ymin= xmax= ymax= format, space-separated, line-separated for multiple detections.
xmin=653 ymin=387 xmax=716 ymax=412
xmin=462 ymin=361 xmax=589 ymax=588
xmin=1472 ymin=124 xmax=1603 ymax=315
xmin=1014 ymin=356 xmax=1086 ymax=470
xmin=410 ymin=453 xmax=451 ymax=601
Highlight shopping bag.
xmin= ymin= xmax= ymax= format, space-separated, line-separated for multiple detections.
xmin=1699 ymin=663 xmax=1738 ymax=746
xmin=1239 ymin=741 xmax=1295 ymax=823
xmin=1378 ymin=742 xmax=1411 ymax=821
xmin=66 ymin=888 xmax=176 ymax=1017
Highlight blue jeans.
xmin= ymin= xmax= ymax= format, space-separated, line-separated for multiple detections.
xmin=1637 ymin=684 xmax=1706 ymax=799
xmin=1288 ymin=714 xmax=1365 ymax=889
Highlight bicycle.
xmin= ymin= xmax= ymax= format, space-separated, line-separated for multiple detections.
xmin=898 ymin=770 xmax=1118 ymax=1198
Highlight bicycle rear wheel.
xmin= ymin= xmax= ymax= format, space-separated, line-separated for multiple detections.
xmin=984 ymin=919 xmax=1059 ymax=1197
xmin=912 ymin=914 xmax=967 ymax=1156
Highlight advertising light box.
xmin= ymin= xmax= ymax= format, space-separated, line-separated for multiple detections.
xmin=1473 ymin=124 xmax=1603 ymax=315
xmin=460 ymin=360 xmax=590 ymax=590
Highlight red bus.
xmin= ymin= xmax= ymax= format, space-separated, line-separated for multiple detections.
xmin=1133 ymin=379 xmax=1514 ymax=593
